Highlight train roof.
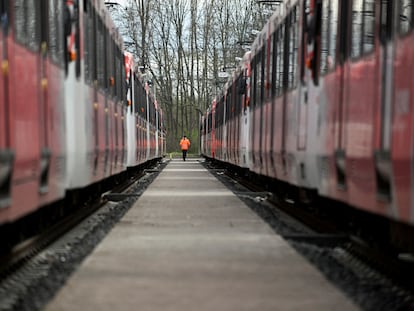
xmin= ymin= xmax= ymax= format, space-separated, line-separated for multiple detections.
xmin=93 ymin=0 xmax=125 ymax=51
xmin=250 ymin=1 xmax=293 ymax=53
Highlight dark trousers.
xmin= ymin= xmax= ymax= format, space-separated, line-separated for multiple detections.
xmin=182 ymin=150 xmax=187 ymax=161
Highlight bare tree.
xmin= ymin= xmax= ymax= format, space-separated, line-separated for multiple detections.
xmin=109 ymin=0 xmax=268 ymax=152
xmin=134 ymin=0 xmax=153 ymax=68
xmin=150 ymin=3 xmax=175 ymax=144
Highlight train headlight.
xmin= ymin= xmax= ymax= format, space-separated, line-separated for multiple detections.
xmin=41 ymin=78 xmax=48 ymax=90
xmin=1 ymin=60 xmax=8 ymax=76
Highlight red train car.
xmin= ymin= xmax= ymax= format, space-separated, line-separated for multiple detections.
xmin=0 ymin=1 xmax=67 ymax=225
xmin=202 ymin=0 xmax=414 ymax=252
xmin=0 ymin=0 xmax=163 ymax=252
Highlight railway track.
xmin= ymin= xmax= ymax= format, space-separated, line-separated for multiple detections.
xmin=203 ymin=159 xmax=414 ymax=308
xmin=0 ymin=160 xmax=166 ymax=311
xmin=0 ymin=170 xmax=145 ymax=280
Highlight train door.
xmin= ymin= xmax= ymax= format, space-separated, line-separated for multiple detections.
xmin=7 ymin=1 xmax=43 ymax=217
xmin=280 ymin=17 xmax=290 ymax=176
xmin=120 ymin=104 xmax=125 ymax=166
xmin=225 ymin=92 xmax=229 ymax=162
xmin=262 ymin=21 xmax=273 ymax=177
xmin=217 ymin=97 xmax=224 ymax=160
xmin=334 ymin=0 xmax=351 ymax=190
xmin=251 ymin=42 xmax=264 ymax=174
xmin=39 ymin=1 xmax=52 ymax=194
xmin=145 ymin=87 xmax=150 ymax=160
xmin=306 ymin=0 xmax=346 ymax=191
xmin=306 ymin=0 xmax=347 ymax=192
xmin=374 ymin=0 xmax=395 ymax=202
xmin=0 ymin=0 xmax=9 ymax=151
xmin=342 ymin=0 xmax=380 ymax=211
xmin=0 ymin=0 xmax=13 ymax=208
xmin=297 ymin=1 xmax=308 ymax=152
xmin=234 ymin=78 xmax=241 ymax=165
xmin=227 ymin=90 xmax=233 ymax=163
xmin=103 ymin=27 xmax=110 ymax=175
xmin=250 ymin=52 xmax=258 ymax=171
xmin=221 ymin=95 xmax=226 ymax=161
xmin=258 ymin=45 xmax=265 ymax=174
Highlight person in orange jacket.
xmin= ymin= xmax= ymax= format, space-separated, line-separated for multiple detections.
xmin=179 ymin=135 xmax=191 ymax=161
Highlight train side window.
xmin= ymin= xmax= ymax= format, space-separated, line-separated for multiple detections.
xmin=362 ymin=0 xmax=375 ymax=54
xmin=74 ymin=3 xmax=81 ymax=78
xmin=351 ymin=0 xmax=375 ymax=59
xmin=234 ymin=77 xmax=239 ymax=116
xmin=150 ymin=97 xmax=155 ymax=124
xmin=28 ymin=1 xmax=40 ymax=52
xmin=117 ymin=47 xmax=123 ymax=100
xmin=139 ymin=81 xmax=146 ymax=117
xmin=253 ymin=47 xmax=262 ymax=106
xmin=264 ymin=31 xmax=273 ymax=101
xmin=320 ymin=1 xmax=329 ymax=74
xmin=274 ymin=30 xmax=280 ymax=96
xmin=288 ymin=6 xmax=299 ymax=89
xmin=104 ymin=32 xmax=110 ymax=94
xmin=14 ymin=0 xmax=40 ymax=52
xmin=233 ymin=82 xmax=236 ymax=118
xmin=48 ymin=0 xmax=65 ymax=67
xmin=91 ymin=8 xmax=97 ymax=82
xmin=251 ymin=54 xmax=257 ymax=106
xmin=230 ymin=87 xmax=234 ymax=120
xmin=112 ymin=42 xmax=118 ymax=100
xmin=222 ymin=96 xmax=225 ymax=125
xmin=268 ymin=30 xmax=274 ymax=100
xmin=116 ymin=42 xmax=120 ymax=99
xmin=110 ymin=40 xmax=116 ymax=97
xmin=132 ymin=76 xmax=137 ymax=113
xmin=103 ymin=27 xmax=109 ymax=90
xmin=399 ymin=0 xmax=413 ymax=35
xmin=260 ymin=46 xmax=265 ymax=103
xmin=133 ymin=77 xmax=139 ymax=115
xmin=321 ymin=0 xmax=339 ymax=75
xmin=329 ymin=1 xmax=339 ymax=68
xmin=232 ymin=81 xmax=237 ymax=118
xmin=271 ymin=24 xmax=278 ymax=98
xmin=216 ymin=103 xmax=219 ymax=129
xmin=121 ymin=50 xmax=127 ymax=103
xmin=83 ymin=6 xmax=93 ymax=82
xmin=14 ymin=1 xmax=25 ymax=45
xmin=221 ymin=97 xmax=225 ymax=126
xmin=110 ymin=36 xmax=115 ymax=93
xmin=276 ymin=25 xmax=285 ymax=96
xmin=236 ymin=74 xmax=242 ymax=116
xmin=215 ymin=102 xmax=218 ymax=128
xmin=0 ymin=1 xmax=8 ymax=35
xmin=351 ymin=0 xmax=363 ymax=59
xmin=283 ymin=20 xmax=289 ymax=92
xmin=294 ymin=6 xmax=299 ymax=84
xmin=215 ymin=99 xmax=221 ymax=127
xmin=97 ymin=17 xmax=105 ymax=88
xmin=287 ymin=7 xmax=294 ymax=88
xmin=220 ymin=97 xmax=224 ymax=126
xmin=103 ymin=28 xmax=109 ymax=90
xmin=226 ymin=89 xmax=231 ymax=121
xmin=114 ymin=45 xmax=118 ymax=98
xmin=225 ymin=92 xmax=229 ymax=123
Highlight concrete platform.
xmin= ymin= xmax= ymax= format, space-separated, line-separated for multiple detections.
xmin=45 ymin=158 xmax=358 ymax=311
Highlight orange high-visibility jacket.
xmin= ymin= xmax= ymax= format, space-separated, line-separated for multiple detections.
xmin=180 ymin=138 xmax=191 ymax=151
